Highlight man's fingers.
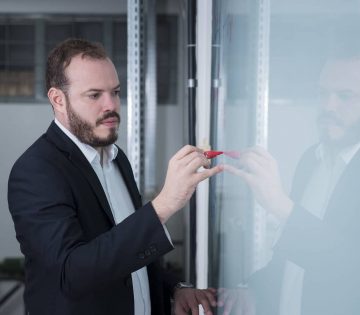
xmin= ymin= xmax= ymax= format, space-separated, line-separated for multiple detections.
xmin=202 ymin=290 xmax=217 ymax=307
xmin=174 ymin=301 xmax=190 ymax=315
xmin=194 ymin=165 xmax=223 ymax=183
xmin=252 ymin=145 xmax=274 ymax=160
xmin=223 ymin=164 xmax=252 ymax=181
xmin=173 ymin=145 xmax=202 ymax=160
xmin=238 ymin=151 xmax=267 ymax=172
xmin=174 ymin=307 xmax=188 ymax=315
xmin=180 ymin=151 xmax=206 ymax=167
xmin=196 ymin=295 xmax=212 ymax=315
xmin=190 ymin=307 xmax=199 ymax=315
xmin=222 ymin=297 xmax=236 ymax=315
xmin=207 ymin=287 xmax=217 ymax=294
xmin=186 ymin=154 xmax=211 ymax=172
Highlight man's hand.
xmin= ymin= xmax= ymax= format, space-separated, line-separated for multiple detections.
xmin=224 ymin=146 xmax=293 ymax=220
xmin=153 ymin=145 xmax=223 ymax=223
xmin=174 ymin=288 xmax=217 ymax=315
xmin=216 ymin=287 xmax=255 ymax=315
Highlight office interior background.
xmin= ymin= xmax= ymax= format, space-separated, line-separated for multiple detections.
xmin=1 ymin=0 xmax=360 ymax=314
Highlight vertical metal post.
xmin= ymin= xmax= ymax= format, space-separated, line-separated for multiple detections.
xmin=144 ymin=0 xmax=157 ymax=200
xmin=252 ymin=0 xmax=271 ymax=274
xmin=196 ymin=0 xmax=213 ymax=291
xmin=254 ymin=0 xmax=270 ymax=149
xmin=128 ymin=0 xmax=146 ymax=194
xmin=208 ymin=0 xmax=222 ymax=288
xmin=187 ymin=0 xmax=197 ymax=285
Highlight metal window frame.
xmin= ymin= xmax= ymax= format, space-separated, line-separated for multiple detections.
xmin=127 ymin=0 xmax=146 ymax=193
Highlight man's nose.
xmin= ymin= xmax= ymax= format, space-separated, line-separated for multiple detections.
xmin=103 ymin=93 xmax=120 ymax=111
xmin=322 ymin=93 xmax=340 ymax=112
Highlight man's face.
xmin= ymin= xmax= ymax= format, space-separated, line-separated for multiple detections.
xmin=317 ymin=58 xmax=360 ymax=148
xmin=63 ymin=55 xmax=121 ymax=147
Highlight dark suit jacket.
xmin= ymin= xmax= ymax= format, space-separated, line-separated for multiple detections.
xmin=252 ymin=144 xmax=360 ymax=315
xmin=7 ymin=122 xmax=179 ymax=315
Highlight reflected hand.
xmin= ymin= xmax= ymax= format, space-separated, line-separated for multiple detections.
xmin=224 ymin=146 xmax=293 ymax=220
xmin=174 ymin=287 xmax=217 ymax=315
xmin=153 ymin=145 xmax=223 ymax=223
xmin=217 ymin=287 xmax=255 ymax=315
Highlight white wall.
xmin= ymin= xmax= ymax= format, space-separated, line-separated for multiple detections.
xmin=0 ymin=104 xmax=53 ymax=259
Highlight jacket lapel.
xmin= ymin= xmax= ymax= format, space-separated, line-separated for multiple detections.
xmin=45 ymin=122 xmax=116 ymax=225
xmin=113 ymin=149 xmax=143 ymax=210
xmin=324 ymin=148 xmax=360 ymax=225
xmin=290 ymin=145 xmax=319 ymax=203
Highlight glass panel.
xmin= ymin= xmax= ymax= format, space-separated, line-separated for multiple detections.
xmin=75 ymin=21 xmax=103 ymax=42
xmin=113 ymin=20 xmax=127 ymax=99
xmin=208 ymin=0 xmax=360 ymax=314
xmin=0 ymin=22 xmax=35 ymax=98
xmin=112 ymin=15 xmax=179 ymax=104
xmin=9 ymin=44 xmax=34 ymax=67
xmin=0 ymin=44 xmax=5 ymax=69
xmin=0 ymin=25 xmax=5 ymax=41
xmin=45 ymin=22 xmax=72 ymax=42
xmin=157 ymin=15 xmax=178 ymax=104
xmin=45 ymin=22 xmax=72 ymax=54
xmin=9 ymin=24 xmax=35 ymax=42
xmin=209 ymin=0 xmax=256 ymax=293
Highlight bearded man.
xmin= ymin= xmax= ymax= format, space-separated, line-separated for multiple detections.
xmin=7 ymin=38 xmax=222 ymax=315
xmin=223 ymin=53 xmax=360 ymax=315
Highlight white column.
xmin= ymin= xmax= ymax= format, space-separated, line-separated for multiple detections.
xmin=195 ymin=0 xmax=213 ymax=293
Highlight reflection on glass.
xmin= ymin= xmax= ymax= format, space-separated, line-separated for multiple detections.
xmin=209 ymin=0 xmax=360 ymax=314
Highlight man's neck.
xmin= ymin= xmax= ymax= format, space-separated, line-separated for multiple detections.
xmin=97 ymin=148 xmax=104 ymax=166
xmin=321 ymin=140 xmax=360 ymax=165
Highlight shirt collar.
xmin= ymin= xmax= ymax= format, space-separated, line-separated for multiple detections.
xmin=315 ymin=142 xmax=360 ymax=165
xmin=54 ymin=118 xmax=118 ymax=165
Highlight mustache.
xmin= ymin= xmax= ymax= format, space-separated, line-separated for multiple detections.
xmin=317 ymin=112 xmax=344 ymax=127
xmin=96 ymin=111 xmax=121 ymax=126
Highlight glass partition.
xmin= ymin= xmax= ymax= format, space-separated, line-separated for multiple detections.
xmin=208 ymin=0 xmax=360 ymax=314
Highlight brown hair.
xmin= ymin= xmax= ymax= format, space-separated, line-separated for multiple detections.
xmin=46 ymin=38 xmax=108 ymax=92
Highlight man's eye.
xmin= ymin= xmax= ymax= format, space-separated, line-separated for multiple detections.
xmin=113 ymin=90 xmax=120 ymax=97
xmin=336 ymin=91 xmax=356 ymax=102
xmin=89 ymin=93 xmax=100 ymax=99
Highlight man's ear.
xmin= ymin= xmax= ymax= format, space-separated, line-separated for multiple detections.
xmin=48 ymin=87 xmax=67 ymax=114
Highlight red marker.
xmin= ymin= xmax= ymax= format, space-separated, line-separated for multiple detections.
xmin=224 ymin=150 xmax=241 ymax=159
xmin=204 ymin=150 xmax=224 ymax=159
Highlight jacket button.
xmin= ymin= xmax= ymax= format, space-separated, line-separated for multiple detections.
xmin=149 ymin=245 xmax=157 ymax=254
xmin=137 ymin=252 xmax=145 ymax=259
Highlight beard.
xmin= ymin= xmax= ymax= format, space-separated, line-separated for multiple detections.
xmin=66 ymin=97 xmax=120 ymax=147
xmin=317 ymin=112 xmax=360 ymax=150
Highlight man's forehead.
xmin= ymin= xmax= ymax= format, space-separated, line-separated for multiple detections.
xmin=65 ymin=55 xmax=119 ymax=88
xmin=66 ymin=55 xmax=111 ymax=72
xmin=319 ymin=58 xmax=360 ymax=92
